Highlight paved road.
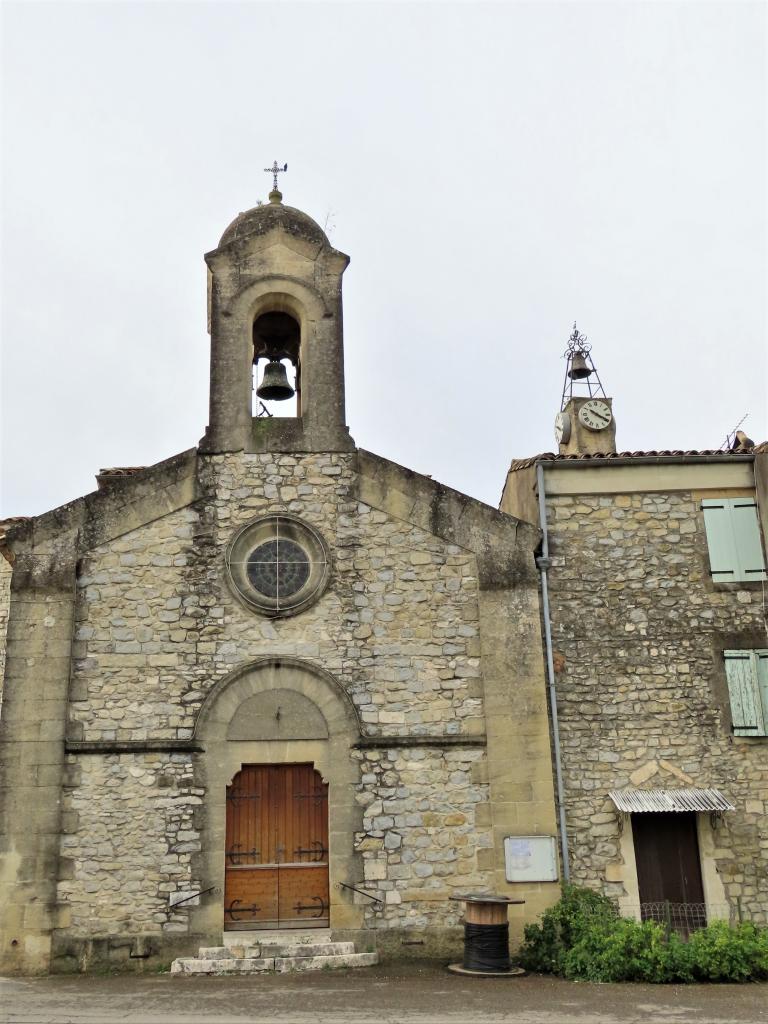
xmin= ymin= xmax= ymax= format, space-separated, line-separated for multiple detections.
xmin=1 ymin=962 xmax=767 ymax=1024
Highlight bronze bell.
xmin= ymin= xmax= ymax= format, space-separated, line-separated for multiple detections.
xmin=256 ymin=360 xmax=295 ymax=401
xmin=567 ymin=351 xmax=592 ymax=380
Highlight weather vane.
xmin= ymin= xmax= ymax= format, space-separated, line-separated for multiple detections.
xmin=264 ymin=161 xmax=288 ymax=192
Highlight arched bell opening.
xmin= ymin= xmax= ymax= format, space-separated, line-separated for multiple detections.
xmin=253 ymin=311 xmax=301 ymax=419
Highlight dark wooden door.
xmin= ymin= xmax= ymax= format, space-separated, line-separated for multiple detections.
xmin=632 ymin=812 xmax=705 ymax=922
xmin=224 ymin=764 xmax=329 ymax=930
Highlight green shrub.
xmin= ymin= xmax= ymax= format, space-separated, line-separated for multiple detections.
xmin=518 ymin=884 xmax=618 ymax=974
xmin=519 ymin=886 xmax=768 ymax=984
xmin=687 ymin=921 xmax=768 ymax=982
xmin=563 ymin=918 xmax=693 ymax=983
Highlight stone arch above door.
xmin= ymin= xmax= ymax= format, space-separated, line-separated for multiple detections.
xmin=188 ymin=657 xmax=365 ymax=939
xmin=193 ymin=656 xmax=362 ymax=742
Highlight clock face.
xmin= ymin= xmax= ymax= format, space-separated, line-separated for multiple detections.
xmin=554 ymin=411 xmax=571 ymax=445
xmin=578 ymin=399 xmax=612 ymax=431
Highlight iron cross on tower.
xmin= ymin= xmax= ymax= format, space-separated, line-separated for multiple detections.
xmin=265 ymin=161 xmax=288 ymax=192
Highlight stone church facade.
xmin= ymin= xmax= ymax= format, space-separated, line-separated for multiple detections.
xmin=2 ymin=189 xmax=766 ymax=977
xmin=0 ymin=190 xmax=560 ymax=974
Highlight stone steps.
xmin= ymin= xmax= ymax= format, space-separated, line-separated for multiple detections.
xmin=170 ymin=938 xmax=378 ymax=975
xmin=198 ymin=941 xmax=356 ymax=959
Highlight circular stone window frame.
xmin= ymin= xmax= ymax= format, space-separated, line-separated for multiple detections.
xmin=225 ymin=513 xmax=331 ymax=618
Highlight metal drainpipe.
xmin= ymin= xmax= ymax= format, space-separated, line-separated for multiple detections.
xmin=536 ymin=461 xmax=570 ymax=883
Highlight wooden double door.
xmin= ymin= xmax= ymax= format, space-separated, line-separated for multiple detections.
xmin=224 ymin=764 xmax=329 ymax=930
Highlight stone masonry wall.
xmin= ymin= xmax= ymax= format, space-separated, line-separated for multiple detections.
xmin=58 ymin=753 xmax=200 ymax=937
xmin=354 ymin=746 xmax=490 ymax=930
xmin=60 ymin=451 xmax=494 ymax=937
xmin=69 ymin=505 xmax=199 ymax=743
xmin=546 ymin=490 xmax=768 ymax=921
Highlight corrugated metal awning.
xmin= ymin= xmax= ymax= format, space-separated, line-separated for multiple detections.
xmin=608 ymin=788 xmax=735 ymax=813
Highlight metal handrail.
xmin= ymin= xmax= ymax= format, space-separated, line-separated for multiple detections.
xmin=170 ymin=885 xmax=218 ymax=908
xmin=336 ymin=881 xmax=384 ymax=906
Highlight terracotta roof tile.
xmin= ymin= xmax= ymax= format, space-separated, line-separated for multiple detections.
xmin=0 ymin=516 xmax=31 ymax=543
xmin=507 ymin=448 xmax=763 ymax=473
xmin=97 ymin=467 xmax=148 ymax=477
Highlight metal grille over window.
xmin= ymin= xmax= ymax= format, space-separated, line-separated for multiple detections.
xmin=226 ymin=514 xmax=330 ymax=617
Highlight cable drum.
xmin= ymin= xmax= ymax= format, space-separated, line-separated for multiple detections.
xmin=448 ymin=893 xmax=526 ymax=978
xmin=462 ymin=922 xmax=511 ymax=973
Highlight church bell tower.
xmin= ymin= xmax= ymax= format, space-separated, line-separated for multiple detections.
xmin=201 ymin=165 xmax=353 ymax=455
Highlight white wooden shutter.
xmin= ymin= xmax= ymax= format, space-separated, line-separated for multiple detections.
xmin=730 ymin=500 xmax=767 ymax=581
xmin=724 ymin=651 xmax=766 ymax=737
xmin=702 ymin=501 xmax=740 ymax=579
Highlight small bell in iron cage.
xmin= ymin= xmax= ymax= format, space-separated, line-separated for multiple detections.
xmin=567 ymin=351 xmax=592 ymax=380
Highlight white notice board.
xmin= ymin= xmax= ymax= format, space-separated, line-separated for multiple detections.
xmin=504 ymin=836 xmax=559 ymax=882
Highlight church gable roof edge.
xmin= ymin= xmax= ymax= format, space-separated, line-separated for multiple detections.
xmin=357 ymin=449 xmax=539 ymax=586
xmin=2 ymin=448 xmax=198 ymax=554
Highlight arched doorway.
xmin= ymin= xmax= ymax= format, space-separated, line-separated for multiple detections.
xmin=224 ymin=763 xmax=329 ymax=930
xmin=190 ymin=658 xmax=364 ymax=941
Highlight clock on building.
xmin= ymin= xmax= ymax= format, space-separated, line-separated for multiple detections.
xmin=554 ymin=411 xmax=571 ymax=445
xmin=578 ymin=399 xmax=612 ymax=432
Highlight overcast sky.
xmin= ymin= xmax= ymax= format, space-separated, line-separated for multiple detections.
xmin=2 ymin=1 xmax=765 ymax=517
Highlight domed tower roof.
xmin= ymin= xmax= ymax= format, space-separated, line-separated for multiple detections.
xmin=218 ymin=192 xmax=329 ymax=249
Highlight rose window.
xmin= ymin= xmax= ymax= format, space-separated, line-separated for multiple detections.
xmin=226 ymin=515 xmax=330 ymax=617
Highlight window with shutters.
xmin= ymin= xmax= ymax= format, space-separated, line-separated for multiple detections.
xmin=701 ymin=498 xmax=766 ymax=583
xmin=724 ymin=650 xmax=768 ymax=737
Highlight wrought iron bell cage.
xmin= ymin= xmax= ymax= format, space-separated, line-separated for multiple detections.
xmin=560 ymin=323 xmax=608 ymax=410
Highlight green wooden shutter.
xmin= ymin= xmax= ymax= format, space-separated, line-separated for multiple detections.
xmin=702 ymin=501 xmax=739 ymax=579
xmin=731 ymin=500 xmax=767 ymax=581
xmin=724 ymin=651 xmax=765 ymax=737
xmin=757 ymin=652 xmax=768 ymax=730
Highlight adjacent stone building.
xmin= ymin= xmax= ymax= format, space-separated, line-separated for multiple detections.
xmin=0 ymin=188 xmax=561 ymax=975
xmin=502 ymin=346 xmax=768 ymax=931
